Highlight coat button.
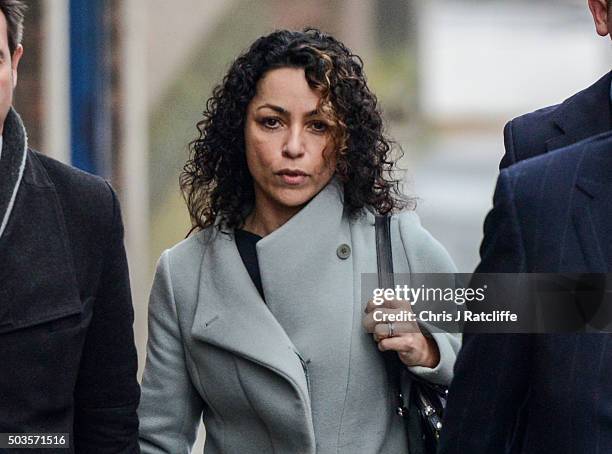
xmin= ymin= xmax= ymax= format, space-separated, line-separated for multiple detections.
xmin=336 ymin=244 xmax=351 ymax=259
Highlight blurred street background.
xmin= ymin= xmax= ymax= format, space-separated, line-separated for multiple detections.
xmin=20 ymin=0 xmax=610 ymax=448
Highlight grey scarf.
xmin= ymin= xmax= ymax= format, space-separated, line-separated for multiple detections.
xmin=0 ymin=108 xmax=28 ymax=240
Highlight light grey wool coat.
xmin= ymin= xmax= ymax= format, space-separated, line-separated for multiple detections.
xmin=138 ymin=180 xmax=460 ymax=454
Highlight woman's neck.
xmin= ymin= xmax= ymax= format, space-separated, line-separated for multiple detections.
xmin=243 ymin=200 xmax=302 ymax=237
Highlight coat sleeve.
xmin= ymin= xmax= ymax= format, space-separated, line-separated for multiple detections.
xmin=73 ymin=183 xmax=140 ymax=453
xmin=439 ymin=170 xmax=532 ymax=454
xmin=396 ymin=212 xmax=461 ymax=386
xmin=138 ymin=250 xmax=204 ymax=454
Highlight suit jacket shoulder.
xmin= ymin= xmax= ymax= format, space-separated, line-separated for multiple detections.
xmin=506 ymin=131 xmax=603 ymax=200
xmin=502 ymin=104 xmax=560 ymax=168
xmin=30 ymin=150 xmax=116 ymax=226
xmin=508 ymin=130 xmax=612 ymax=239
xmin=501 ymin=71 xmax=612 ymax=168
xmin=480 ymin=131 xmax=612 ymax=273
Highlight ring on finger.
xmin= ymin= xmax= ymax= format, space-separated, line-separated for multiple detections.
xmin=388 ymin=322 xmax=395 ymax=338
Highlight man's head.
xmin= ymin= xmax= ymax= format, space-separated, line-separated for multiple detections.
xmin=588 ymin=0 xmax=612 ymax=38
xmin=0 ymin=0 xmax=25 ymax=135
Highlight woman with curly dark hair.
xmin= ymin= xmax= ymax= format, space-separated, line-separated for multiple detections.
xmin=139 ymin=29 xmax=459 ymax=454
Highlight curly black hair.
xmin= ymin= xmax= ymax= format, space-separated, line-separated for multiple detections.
xmin=181 ymin=28 xmax=409 ymax=232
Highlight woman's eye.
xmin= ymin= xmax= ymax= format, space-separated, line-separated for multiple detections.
xmin=261 ymin=117 xmax=281 ymax=129
xmin=310 ymin=121 xmax=328 ymax=133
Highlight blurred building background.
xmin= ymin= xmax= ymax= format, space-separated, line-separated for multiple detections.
xmin=20 ymin=0 xmax=610 ymax=449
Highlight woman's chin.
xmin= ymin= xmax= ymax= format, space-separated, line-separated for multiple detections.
xmin=272 ymin=186 xmax=324 ymax=208
xmin=274 ymin=194 xmax=313 ymax=209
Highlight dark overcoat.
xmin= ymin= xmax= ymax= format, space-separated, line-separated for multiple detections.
xmin=0 ymin=108 xmax=140 ymax=453
xmin=440 ymin=132 xmax=612 ymax=454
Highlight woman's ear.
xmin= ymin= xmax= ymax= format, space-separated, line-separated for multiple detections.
xmin=588 ymin=0 xmax=611 ymax=37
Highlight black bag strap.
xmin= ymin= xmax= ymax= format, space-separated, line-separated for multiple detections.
xmin=374 ymin=214 xmax=428 ymax=454
xmin=375 ymin=215 xmax=395 ymax=289
xmin=374 ymin=215 xmax=406 ymax=413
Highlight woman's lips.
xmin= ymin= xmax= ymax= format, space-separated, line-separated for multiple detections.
xmin=277 ymin=170 xmax=308 ymax=186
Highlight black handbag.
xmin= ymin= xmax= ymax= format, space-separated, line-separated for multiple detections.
xmin=374 ymin=214 xmax=448 ymax=454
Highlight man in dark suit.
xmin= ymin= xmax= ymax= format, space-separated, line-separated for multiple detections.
xmin=439 ymin=2 xmax=612 ymax=451
xmin=439 ymin=131 xmax=612 ymax=454
xmin=0 ymin=1 xmax=139 ymax=452
xmin=501 ymin=0 xmax=612 ymax=169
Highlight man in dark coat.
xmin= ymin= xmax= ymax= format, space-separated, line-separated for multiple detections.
xmin=440 ymin=1 xmax=612 ymax=452
xmin=439 ymin=131 xmax=612 ymax=453
xmin=0 ymin=1 xmax=140 ymax=452
xmin=500 ymin=0 xmax=612 ymax=170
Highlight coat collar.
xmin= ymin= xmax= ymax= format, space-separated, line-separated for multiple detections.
xmin=546 ymin=71 xmax=612 ymax=152
xmin=0 ymin=108 xmax=28 ymax=240
xmin=256 ymin=178 xmax=346 ymax=308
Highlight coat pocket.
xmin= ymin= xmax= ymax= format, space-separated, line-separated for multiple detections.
xmin=0 ymin=296 xmax=84 ymax=334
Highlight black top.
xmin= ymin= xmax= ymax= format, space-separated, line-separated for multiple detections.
xmin=235 ymin=229 xmax=265 ymax=300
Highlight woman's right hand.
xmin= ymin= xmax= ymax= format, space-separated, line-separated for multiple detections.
xmin=363 ymin=297 xmax=440 ymax=368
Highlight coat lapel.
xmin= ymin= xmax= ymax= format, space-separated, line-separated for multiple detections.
xmin=571 ymin=140 xmax=612 ymax=272
xmin=190 ymin=223 xmax=311 ymax=403
xmin=547 ymin=71 xmax=612 ymax=153
xmin=0 ymin=149 xmax=81 ymax=332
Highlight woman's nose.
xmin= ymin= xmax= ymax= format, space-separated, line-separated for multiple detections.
xmin=282 ymin=127 xmax=305 ymax=158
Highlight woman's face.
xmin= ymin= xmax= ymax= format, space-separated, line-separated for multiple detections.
xmin=244 ymin=67 xmax=336 ymax=217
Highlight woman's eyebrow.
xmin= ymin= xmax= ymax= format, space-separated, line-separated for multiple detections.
xmin=256 ymin=104 xmax=287 ymax=114
xmin=256 ymin=104 xmax=320 ymax=117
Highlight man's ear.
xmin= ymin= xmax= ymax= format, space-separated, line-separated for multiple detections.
xmin=588 ymin=0 xmax=610 ymax=37
xmin=11 ymin=44 xmax=23 ymax=89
